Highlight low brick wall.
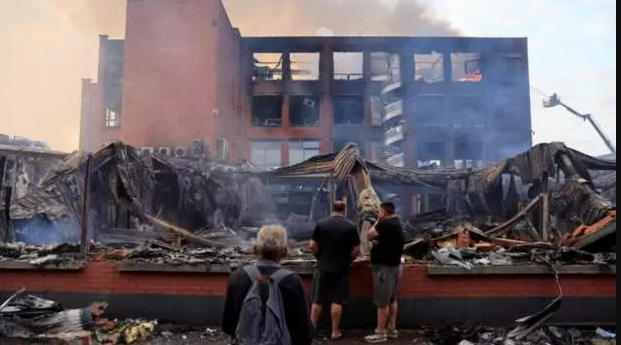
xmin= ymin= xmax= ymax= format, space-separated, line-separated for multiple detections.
xmin=0 ymin=262 xmax=616 ymax=326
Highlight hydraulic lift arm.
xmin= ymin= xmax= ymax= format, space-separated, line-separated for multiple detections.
xmin=543 ymin=93 xmax=616 ymax=155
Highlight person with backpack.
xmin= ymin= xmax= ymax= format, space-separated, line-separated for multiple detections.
xmin=222 ymin=224 xmax=313 ymax=345
xmin=308 ymin=200 xmax=361 ymax=340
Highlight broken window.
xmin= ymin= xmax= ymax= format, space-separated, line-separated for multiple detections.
xmin=333 ymin=52 xmax=363 ymax=80
xmin=498 ymin=54 xmax=523 ymax=81
xmin=414 ymin=52 xmax=444 ymax=83
xmin=416 ymin=96 xmax=445 ymax=127
xmin=417 ymin=141 xmax=445 ymax=167
xmin=250 ymin=141 xmax=281 ymax=167
xmin=451 ymin=52 xmax=482 ymax=82
xmin=333 ymin=96 xmax=364 ymax=125
xmin=105 ymin=109 xmax=121 ymax=127
xmin=455 ymin=140 xmax=484 ymax=161
xmin=290 ymin=95 xmax=320 ymax=127
xmin=449 ymin=96 xmax=485 ymax=128
xmin=290 ymin=53 xmax=319 ymax=81
xmin=370 ymin=52 xmax=401 ymax=82
xmin=289 ymin=140 xmax=320 ymax=165
xmin=253 ymin=53 xmax=283 ymax=81
xmin=252 ymin=96 xmax=283 ymax=127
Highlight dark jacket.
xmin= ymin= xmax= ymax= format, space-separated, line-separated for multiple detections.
xmin=221 ymin=261 xmax=314 ymax=345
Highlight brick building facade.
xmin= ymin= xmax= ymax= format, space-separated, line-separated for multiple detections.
xmin=80 ymin=0 xmax=533 ymax=168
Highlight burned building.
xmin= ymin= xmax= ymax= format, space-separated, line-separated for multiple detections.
xmin=80 ymin=0 xmax=532 ymax=168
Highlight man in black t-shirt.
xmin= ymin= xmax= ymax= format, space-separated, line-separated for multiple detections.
xmin=309 ymin=201 xmax=361 ymax=340
xmin=365 ymin=202 xmax=405 ymax=343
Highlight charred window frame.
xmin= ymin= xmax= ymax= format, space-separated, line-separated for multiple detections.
xmin=253 ymin=53 xmax=283 ymax=81
xmin=499 ymin=54 xmax=524 ymax=82
xmin=333 ymin=96 xmax=365 ymax=125
xmin=290 ymin=95 xmax=320 ymax=127
xmin=455 ymin=140 xmax=484 ymax=165
xmin=105 ymin=109 xmax=121 ymax=128
xmin=290 ymin=53 xmax=320 ymax=81
xmin=252 ymin=96 xmax=283 ymax=127
xmin=250 ymin=140 xmax=282 ymax=167
xmin=289 ymin=140 xmax=320 ymax=165
xmin=417 ymin=141 xmax=445 ymax=168
xmin=449 ymin=96 xmax=485 ymax=128
xmin=416 ymin=96 xmax=446 ymax=127
xmin=451 ymin=52 xmax=482 ymax=82
xmin=333 ymin=52 xmax=363 ymax=81
xmin=414 ymin=52 xmax=444 ymax=83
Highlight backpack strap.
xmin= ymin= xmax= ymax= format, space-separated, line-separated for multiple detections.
xmin=269 ymin=268 xmax=293 ymax=285
xmin=244 ymin=265 xmax=263 ymax=282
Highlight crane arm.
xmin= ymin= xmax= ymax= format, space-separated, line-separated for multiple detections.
xmin=543 ymin=93 xmax=616 ymax=155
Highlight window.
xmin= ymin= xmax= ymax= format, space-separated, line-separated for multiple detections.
xmin=290 ymin=53 xmax=320 ymax=81
xmin=451 ymin=52 xmax=482 ymax=82
xmin=290 ymin=95 xmax=320 ymax=127
xmin=251 ymin=141 xmax=281 ymax=167
xmin=105 ymin=109 xmax=121 ymax=127
xmin=253 ymin=53 xmax=283 ymax=81
xmin=333 ymin=96 xmax=364 ymax=125
xmin=416 ymin=96 xmax=446 ymax=127
xmin=252 ymin=96 xmax=283 ymax=127
xmin=289 ymin=140 xmax=320 ymax=165
xmin=499 ymin=54 xmax=523 ymax=81
xmin=415 ymin=52 xmax=444 ymax=83
xmin=333 ymin=52 xmax=363 ymax=80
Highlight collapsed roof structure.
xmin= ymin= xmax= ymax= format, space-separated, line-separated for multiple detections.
xmin=0 ymin=141 xmax=616 ymax=266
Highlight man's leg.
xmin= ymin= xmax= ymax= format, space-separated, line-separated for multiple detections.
xmin=310 ymin=270 xmax=327 ymax=328
xmin=387 ymin=265 xmax=402 ymax=334
xmin=365 ymin=266 xmax=389 ymax=343
xmin=330 ymin=303 xmax=343 ymax=338
xmin=329 ymin=271 xmax=348 ymax=339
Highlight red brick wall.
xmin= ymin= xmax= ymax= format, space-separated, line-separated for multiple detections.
xmin=120 ymin=0 xmax=223 ymax=149
xmin=213 ymin=1 xmax=243 ymax=161
xmin=0 ymin=263 xmax=614 ymax=298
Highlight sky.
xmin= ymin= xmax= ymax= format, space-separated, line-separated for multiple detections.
xmin=0 ymin=0 xmax=616 ymax=157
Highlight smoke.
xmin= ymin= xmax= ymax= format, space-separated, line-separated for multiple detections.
xmin=0 ymin=0 xmax=459 ymax=152
xmin=222 ymin=0 xmax=460 ymax=37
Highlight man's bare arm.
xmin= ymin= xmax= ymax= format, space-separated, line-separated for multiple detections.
xmin=308 ymin=239 xmax=319 ymax=254
xmin=366 ymin=225 xmax=379 ymax=241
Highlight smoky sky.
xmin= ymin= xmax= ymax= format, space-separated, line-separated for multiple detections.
xmin=0 ymin=0 xmax=460 ymax=152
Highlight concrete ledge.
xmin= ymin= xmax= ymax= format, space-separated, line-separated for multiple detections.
xmin=116 ymin=260 xmax=316 ymax=275
xmin=116 ymin=262 xmax=235 ymax=273
xmin=0 ymin=261 xmax=86 ymax=271
xmin=427 ymin=264 xmax=616 ymax=276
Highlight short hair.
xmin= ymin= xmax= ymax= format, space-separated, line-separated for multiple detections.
xmin=255 ymin=224 xmax=288 ymax=260
xmin=332 ymin=200 xmax=346 ymax=213
xmin=380 ymin=202 xmax=396 ymax=215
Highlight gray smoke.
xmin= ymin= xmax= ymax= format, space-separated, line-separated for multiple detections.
xmin=223 ymin=0 xmax=461 ymax=36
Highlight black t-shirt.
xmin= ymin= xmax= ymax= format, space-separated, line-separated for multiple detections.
xmin=370 ymin=217 xmax=405 ymax=266
xmin=312 ymin=215 xmax=361 ymax=273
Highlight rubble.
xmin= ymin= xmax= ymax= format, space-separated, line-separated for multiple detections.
xmin=0 ymin=141 xmax=615 ymax=270
xmin=0 ymin=289 xmax=157 ymax=344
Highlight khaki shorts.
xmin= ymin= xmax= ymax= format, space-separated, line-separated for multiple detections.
xmin=372 ymin=264 xmax=402 ymax=307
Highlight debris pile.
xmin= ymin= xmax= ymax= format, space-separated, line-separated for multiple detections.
xmin=411 ymin=324 xmax=616 ymax=345
xmin=0 ymin=289 xmax=156 ymax=344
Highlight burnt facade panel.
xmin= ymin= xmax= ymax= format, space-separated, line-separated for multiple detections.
xmin=80 ymin=0 xmax=532 ymax=166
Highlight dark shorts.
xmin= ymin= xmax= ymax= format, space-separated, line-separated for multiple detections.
xmin=311 ymin=269 xmax=350 ymax=306
xmin=372 ymin=264 xmax=402 ymax=307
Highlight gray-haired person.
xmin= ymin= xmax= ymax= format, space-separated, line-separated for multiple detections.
xmin=222 ymin=224 xmax=313 ymax=345
xmin=364 ymin=202 xmax=405 ymax=343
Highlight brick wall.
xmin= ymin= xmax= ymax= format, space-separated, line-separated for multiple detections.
xmin=120 ymin=0 xmax=223 ymax=149
xmin=0 ymin=263 xmax=615 ymax=298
